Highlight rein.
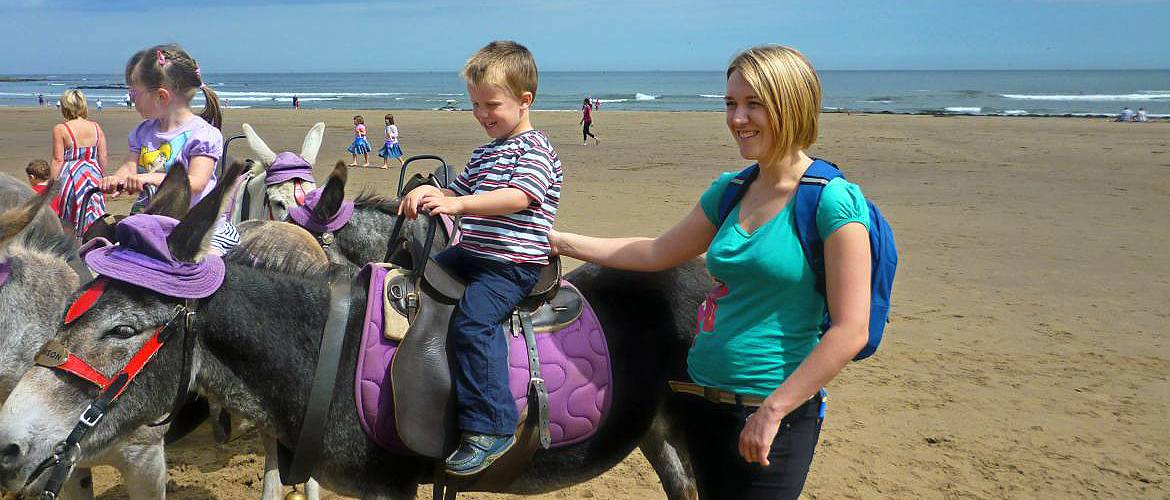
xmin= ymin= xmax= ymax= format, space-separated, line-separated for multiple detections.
xmin=27 ymin=293 xmax=198 ymax=500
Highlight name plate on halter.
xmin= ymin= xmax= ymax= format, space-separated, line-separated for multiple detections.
xmin=35 ymin=339 xmax=69 ymax=368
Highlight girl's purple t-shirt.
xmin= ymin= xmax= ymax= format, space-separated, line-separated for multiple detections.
xmin=128 ymin=115 xmax=223 ymax=210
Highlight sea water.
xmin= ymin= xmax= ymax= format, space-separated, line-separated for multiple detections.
xmin=2 ymin=70 xmax=1167 ymax=117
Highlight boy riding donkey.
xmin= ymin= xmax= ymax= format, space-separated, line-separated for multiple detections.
xmin=399 ymin=40 xmax=563 ymax=476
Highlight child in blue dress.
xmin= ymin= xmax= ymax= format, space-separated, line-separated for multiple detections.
xmin=377 ymin=113 xmax=405 ymax=168
xmin=347 ymin=115 xmax=371 ymax=167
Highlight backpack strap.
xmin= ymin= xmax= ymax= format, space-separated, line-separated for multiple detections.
xmin=792 ymin=159 xmax=845 ymax=296
xmin=716 ymin=164 xmax=759 ymax=227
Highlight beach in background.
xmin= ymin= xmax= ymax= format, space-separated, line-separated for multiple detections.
xmin=3 ymin=70 xmax=1170 ymax=117
xmin=0 ymin=107 xmax=1167 ymax=498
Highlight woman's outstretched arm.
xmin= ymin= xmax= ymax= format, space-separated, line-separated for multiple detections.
xmin=552 ymin=202 xmax=716 ymax=272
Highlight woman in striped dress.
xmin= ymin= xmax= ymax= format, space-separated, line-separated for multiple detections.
xmin=51 ymin=89 xmax=108 ymax=234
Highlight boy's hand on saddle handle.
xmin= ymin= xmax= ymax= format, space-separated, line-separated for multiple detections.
xmin=420 ymin=195 xmax=465 ymax=217
xmin=398 ymin=185 xmax=443 ymax=219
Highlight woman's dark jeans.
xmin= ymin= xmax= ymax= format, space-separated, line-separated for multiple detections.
xmin=670 ymin=389 xmax=824 ymax=499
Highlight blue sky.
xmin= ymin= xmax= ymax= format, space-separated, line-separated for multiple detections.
xmin=1 ymin=0 xmax=1168 ymax=73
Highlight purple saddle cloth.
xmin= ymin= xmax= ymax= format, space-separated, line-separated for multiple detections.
xmin=355 ymin=264 xmax=612 ymax=453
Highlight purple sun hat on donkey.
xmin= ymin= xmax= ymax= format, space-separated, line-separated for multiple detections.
xmin=286 ymin=188 xmax=354 ymax=233
xmin=264 ymin=152 xmax=316 ymax=186
xmin=242 ymin=122 xmax=325 ymax=186
xmin=84 ymin=214 xmax=225 ymax=299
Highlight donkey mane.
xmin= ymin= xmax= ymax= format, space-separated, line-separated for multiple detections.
xmin=4 ymin=226 xmax=77 ymax=262
xmin=352 ymin=191 xmax=402 ymax=215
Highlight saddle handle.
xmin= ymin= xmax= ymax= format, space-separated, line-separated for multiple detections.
xmin=396 ymin=155 xmax=451 ymax=197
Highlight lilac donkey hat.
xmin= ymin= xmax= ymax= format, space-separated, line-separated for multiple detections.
xmin=84 ymin=214 xmax=225 ymax=299
xmin=265 ymin=152 xmax=316 ymax=186
xmin=286 ymin=188 xmax=354 ymax=234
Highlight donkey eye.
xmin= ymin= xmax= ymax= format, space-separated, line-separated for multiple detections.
xmin=103 ymin=325 xmax=139 ymax=340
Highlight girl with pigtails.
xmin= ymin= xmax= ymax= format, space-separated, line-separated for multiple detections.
xmin=100 ymin=43 xmax=238 ymax=253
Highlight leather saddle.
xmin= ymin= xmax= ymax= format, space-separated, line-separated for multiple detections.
xmin=355 ymin=254 xmax=613 ymax=492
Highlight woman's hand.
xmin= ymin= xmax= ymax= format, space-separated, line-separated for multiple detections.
xmin=738 ymin=405 xmax=784 ymax=466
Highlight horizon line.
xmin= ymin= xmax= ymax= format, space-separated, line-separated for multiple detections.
xmin=3 ymin=68 xmax=1170 ymax=77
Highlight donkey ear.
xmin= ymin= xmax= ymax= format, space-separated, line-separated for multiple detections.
xmin=144 ymin=162 xmax=192 ymax=218
xmin=300 ymin=122 xmax=326 ymax=166
xmin=167 ymin=161 xmax=247 ymax=262
xmin=0 ymin=180 xmax=56 ymax=249
xmin=311 ymin=161 xmax=347 ymax=221
xmin=242 ymin=123 xmax=277 ymax=167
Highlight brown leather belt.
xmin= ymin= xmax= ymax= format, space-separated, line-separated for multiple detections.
xmin=668 ymin=381 xmax=766 ymax=407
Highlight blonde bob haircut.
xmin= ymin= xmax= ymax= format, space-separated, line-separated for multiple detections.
xmin=60 ymin=89 xmax=89 ymax=120
xmin=727 ymin=45 xmax=821 ymax=161
xmin=461 ymin=40 xmax=538 ymax=103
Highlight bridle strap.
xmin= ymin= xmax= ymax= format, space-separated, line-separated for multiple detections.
xmin=30 ymin=304 xmax=189 ymax=499
xmin=49 ymin=354 xmax=111 ymax=389
xmin=150 ymin=298 xmax=199 ymax=428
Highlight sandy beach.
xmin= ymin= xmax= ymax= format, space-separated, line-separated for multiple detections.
xmin=1 ymin=107 xmax=1167 ymax=499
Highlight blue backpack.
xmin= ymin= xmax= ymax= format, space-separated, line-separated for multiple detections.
xmin=717 ymin=158 xmax=897 ymax=360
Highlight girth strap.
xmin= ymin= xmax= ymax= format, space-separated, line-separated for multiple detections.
xmin=280 ymin=279 xmax=352 ymax=485
xmin=516 ymin=310 xmax=551 ymax=449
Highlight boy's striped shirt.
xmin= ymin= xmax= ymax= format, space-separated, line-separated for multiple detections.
xmin=449 ymin=129 xmax=562 ymax=265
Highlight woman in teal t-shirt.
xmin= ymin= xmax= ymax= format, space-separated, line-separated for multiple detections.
xmin=550 ymin=45 xmax=873 ymax=499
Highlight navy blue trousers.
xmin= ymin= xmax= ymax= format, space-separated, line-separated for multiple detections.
xmin=433 ymin=246 xmax=541 ymax=435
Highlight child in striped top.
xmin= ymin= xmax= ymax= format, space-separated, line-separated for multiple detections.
xmin=398 ymin=40 xmax=561 ymax=476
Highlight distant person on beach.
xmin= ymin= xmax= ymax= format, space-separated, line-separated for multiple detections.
xmin=1136 ymin=108 xmax=1149 ymax=122
xmin=581 ymin=97 xmax=600 ymax=146
xmin=96 ymin=98 xmax=103 ymax=113
xmin=292 ymin=95 xmax=300 ymax=109
xmin=399 ymin=40 xmax=563 ymax=476
xmin=124 ymin=93 xmax=132 ymax=108
xmin=378 ymin=113 xmax=405 ymax=168
xmin=347 ymin=115 xmax=372 ymax=167
xmin=36 ymin=93 xmax=44 ymax=107
xmin=100 ymin=44 xmax=237 ymax=253
xmin=1118 ymin=107 xmax=1134 ymax=122
xmin=550 ymin=45 xmax=876 ymax=499
xmin=51 ymin=89 xmax=108 ymax=233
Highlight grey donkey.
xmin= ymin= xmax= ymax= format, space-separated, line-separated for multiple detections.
xmin=232 ymin=122 xmax=324 ymax=224
xmin=0 ymin=170 xmax=329 ymax=499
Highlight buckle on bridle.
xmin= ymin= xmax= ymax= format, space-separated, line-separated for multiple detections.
xmin=78 ymin=404 xmax=104 ymax=428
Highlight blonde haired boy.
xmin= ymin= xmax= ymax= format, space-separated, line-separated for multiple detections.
xmin=400 ymin=40 xmax=563 ymax=476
